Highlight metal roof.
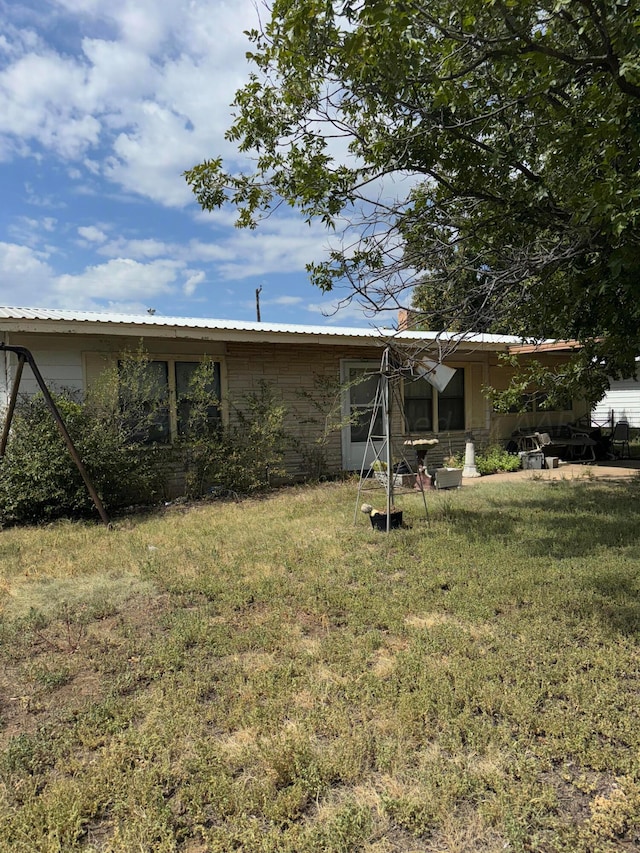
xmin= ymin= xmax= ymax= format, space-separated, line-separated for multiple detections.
xmin=0 ymin=305 xmax=524 ymax=346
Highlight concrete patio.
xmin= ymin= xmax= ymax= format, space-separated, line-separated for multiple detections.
xmin=463 ymin=457 xmax=640 ymax=486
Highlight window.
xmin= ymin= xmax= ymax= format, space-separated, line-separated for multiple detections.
xmin=175 ymin=361 xmax=221 ymax=438
xmin=437 ymin=369 xmax=465 ymax=431
xmin=119 ymin=358 xmax=221 ymax=444
xmin=348 ymin=367 xmax=382 ymax=441
xmin=404 ymin=369 xmax=465 ymax=433
xmin=404 ymin=377 xmax=433 ymax=432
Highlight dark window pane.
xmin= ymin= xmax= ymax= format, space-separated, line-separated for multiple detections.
xmin=438 ymin=369 xmax=465 ymax=430
xmin=404 ymin=378 xmax=433 ymax=432
xmin=351 ymin=407 xmax=383 ymax=442
xmin=143 ymin=361 xmax=171 ymax=443
xmin=349 ymin=368 xmax=382 ymax=442
xmin=119 ymin=359 xmax=170 ymax=444
xmin=349 ymin=369 xmax=379 ymax=404
xmin=438 ymin=399 xmax=465 ymax=431
xmin=438 ymin=369 xmax=464 ymax=399
xmin=176 ymin=361 xmax=221 ymax=437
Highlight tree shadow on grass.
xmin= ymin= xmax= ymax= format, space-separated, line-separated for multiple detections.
xmin=588 ymin=570 xmax=640 ymax=634
xmin=444 ymin=478 xmax=640 ymax=634
xmin=454 ymin=477 xmax=640 ymax=558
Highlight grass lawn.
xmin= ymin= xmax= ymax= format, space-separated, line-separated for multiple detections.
xmin=0 ymin=475 xmax=639 ymax=852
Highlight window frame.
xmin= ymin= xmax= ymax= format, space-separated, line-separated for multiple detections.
xmin=118 ymin=354 xmax=226 ymax=445
xmin=402 ymin=367 xmax=466 ymax=435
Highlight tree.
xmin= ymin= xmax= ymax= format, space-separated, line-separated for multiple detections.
xmin=185 ymin=0 xmax=640 ymax=402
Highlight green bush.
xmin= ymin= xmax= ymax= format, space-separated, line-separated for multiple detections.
xmin=447 ymin=444 xmax=521 ymax=476
xmin=0 ymin=389 xmax=166 ymax=525
xmin=0 ymin=354 xmax=290 ymax=524
xmin=474 ymin=444 xmax=521 ymax=475
xmin=181 ymin=376 xmax=288 ymax=498
xmin=0 ymin=352 xmax=171 ymax=525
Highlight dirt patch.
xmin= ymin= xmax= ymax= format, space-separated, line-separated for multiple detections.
xmin=0 ymin=589 xmax=173 ymax=750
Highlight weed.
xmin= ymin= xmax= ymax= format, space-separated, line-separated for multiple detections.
xmin=27 ymin=602 xmax=88 ymax=654
xmin=31 ymin=664 xmax=72 ymax=691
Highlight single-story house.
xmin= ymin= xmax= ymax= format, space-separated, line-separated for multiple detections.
xmin=0 ymin=307 xmax=590 ymax=489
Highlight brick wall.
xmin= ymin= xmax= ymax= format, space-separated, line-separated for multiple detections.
xmin=226 ymin=341 xmax=382 ymax=478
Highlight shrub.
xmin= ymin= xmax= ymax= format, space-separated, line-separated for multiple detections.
xmin=180 ymin=375 xmax=288 ymax=498
xmin=0 ymin=356 xmax=290 ymax=524
xmin=446 ymin=444 xmax=521 ymax=476
xmin=0 ymin=355 xmax=168 ymax=525
xmin=474 ymin=444 xmax=521 ymax=475
xmin=0 ymin=389 xmax=166 ymax=524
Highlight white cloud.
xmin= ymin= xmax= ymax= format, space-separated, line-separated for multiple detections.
xmin=77 ymin=225 xmax=108 ymax=242
xmin=53 ymin=257 xmax=182 ymax=306
xmin=105 ymin=105 xmax=202 ymax=206
xmin=83 ymin=158 xmax=102 ymax=175
xmin=8 ymin=216 xmax=58 ymax=246
xmin=88 ymin=220 xmax=326 ymax=283
xmin=192 ymin=216 xmax=332 ymax=281
xmin=82 ymin=37 xmax=157 ymax=109
xmin=0 ymin=52 xmax=101 ymax=159
xmin=306 ymin=296 xmax=400 ymax=328
xmin=184 ymin=240 xmax=236 ymax=263
xmin=0 ymin=241 xmax=56 ymax=305
xmin=0 ymin=242 xmax=208 ymax=314
xmin=213 ymin=236 xmax=322 ymax=281
xmin=183 ymin=270 xmax=205 ymax=297
xmin=99 ymin=236 xmax=172 ymax=258
xmin=23 ymin=183 xmax=66 ymax=209
xmin=268 ymin=295 xmax=304 ymax=306
xmin=0 ymin=0 xmax=262 ymax=202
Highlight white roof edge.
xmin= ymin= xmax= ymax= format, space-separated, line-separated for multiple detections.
xmin=0 ymin=306 xmax=525 ymax=345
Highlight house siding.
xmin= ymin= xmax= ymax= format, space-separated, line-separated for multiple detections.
xmin=592 ymin=373 xmax=640 ymax=428
xmin=1 ymin=338 xmax=85 ymax=398
xmin=0 ymin=331 xmax=507 ymax=478
xmin=226 ymin=341 xmax=382 ymax=477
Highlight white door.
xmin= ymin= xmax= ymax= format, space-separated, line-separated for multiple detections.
xmin=341 ymin=360 xmax=383 ymax=471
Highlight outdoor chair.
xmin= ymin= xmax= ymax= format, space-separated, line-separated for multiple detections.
xmin=523 ymin=430 xmax=596 ymax=461
xmin=611 ymin=421 xmax=631 ymax=459
xmin=535 ymin=432 xmax=553 ymax=449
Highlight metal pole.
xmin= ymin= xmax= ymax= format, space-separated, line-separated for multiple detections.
xmin=354 ymin=375 xmax=384 ymax=525
xmin=0 ymin=344 xmax=110 ymax=526
xmin=381 ymin=349 xmax=393 ymax=531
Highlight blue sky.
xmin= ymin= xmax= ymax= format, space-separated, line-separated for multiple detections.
xmin=0 ymin=0 xmax=392 ymax=327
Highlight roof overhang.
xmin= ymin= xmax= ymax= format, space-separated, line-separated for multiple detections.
xmin=0 ymin=307 xmax=524 ymax=353
xmin=508 ymin=339 xmax=582 ymax=355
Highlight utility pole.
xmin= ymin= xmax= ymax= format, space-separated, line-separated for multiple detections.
xmin=256 ymin=285 xmax=262 ymax=322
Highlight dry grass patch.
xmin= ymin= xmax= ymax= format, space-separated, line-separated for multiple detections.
xmin=0 ymin=478 xmax=639 ymax=851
